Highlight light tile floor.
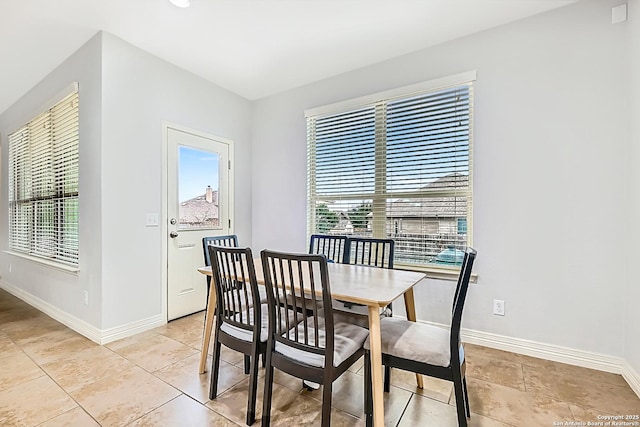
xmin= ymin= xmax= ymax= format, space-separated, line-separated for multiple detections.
xmin=0 ymin=289 xmax=638 ymax=426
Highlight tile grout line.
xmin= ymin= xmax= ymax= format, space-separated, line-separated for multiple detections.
xmin=395 ymin=392 xmax=414 ymax=427
xmin=125 ymin=394 xmax=185 ymax=426
xmin=105 ymin=337 xmax=243 ymax=426
xmin=150 ymin=350 xmax=254 ymax=424
xmin=181 ymin=393 xmax=244 ymax=427
xmin=16 ymin=322 xmax=191 ymax=426
xmin=8 ymin=334 xmax=102 ymax=427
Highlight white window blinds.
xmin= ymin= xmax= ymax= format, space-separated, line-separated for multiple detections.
xmin=307 ymin=80 xmax=473 ymax=269
xmin=8 ymin=89 xmax=79 ymax=267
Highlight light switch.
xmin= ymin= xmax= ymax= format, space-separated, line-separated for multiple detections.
xmin=145 ymin=213 xmax=160 ymax=227
xmin=612 ymin=4 xmax=627 ymax=24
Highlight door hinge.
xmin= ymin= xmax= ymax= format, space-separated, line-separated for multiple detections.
xmin=228 ymin=219 xmax=231 ymax=228
xmin=228 ymin=160 xmax=231 ymax=170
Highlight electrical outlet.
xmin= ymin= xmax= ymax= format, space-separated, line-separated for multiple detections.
xmin=84 ymin=291 xmax=89 ymax=305
xmin=493 ymin=299 xmax=505 ymax=316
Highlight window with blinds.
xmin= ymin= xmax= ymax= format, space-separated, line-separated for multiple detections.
xmin=8 ymin=89 xmax=79 ymax=268
xmin=307 ymin=80 xmax=472 ymax=269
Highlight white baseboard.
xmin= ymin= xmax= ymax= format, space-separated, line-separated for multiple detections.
xmin=463 ymin=326 xmax=640 ymax=400
xmin=0 ymin=280 xmax=165 ymax=345
xmin=99 ymin=314 xmax=166 ymax=345
xmin=622 ymin=361 xmax=640 ymax=398
xmin=460 ymin=326 xmax=624 ymax=374
xmin=394 ymin=316 xmax=639 ymax=397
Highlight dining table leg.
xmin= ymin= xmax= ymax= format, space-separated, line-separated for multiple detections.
xmin=403 ymin=288 xmax=424 ymax=389
xmin=199 ymin=289 xmax=217 ymax=374
xmin=368 ymin=305 xmax=385 ymax=427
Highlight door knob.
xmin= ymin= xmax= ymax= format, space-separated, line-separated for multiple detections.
xmin=170 ymin=231 xmax=178 ymax=238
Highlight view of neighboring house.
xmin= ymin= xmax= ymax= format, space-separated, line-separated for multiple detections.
xmin=386 ymin=173 xmax=468 ymax=235
xmin=334 ymin=212 xmax=355 ymax=234
xmin=325 ymin=173 xmax=468 ymax=264
xmin=387 ymin=173 xmax=468 ymax=263
xmin=179 ymin=185 xmax=219 ymax=228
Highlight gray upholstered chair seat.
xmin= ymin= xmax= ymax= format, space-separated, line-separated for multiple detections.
xmin=364 ymin=317 xmax=464 ymax=367
xmin=275 ymin=317 xmax=369 ymax=368
xmin=221 ymin=304 xmax=298 ymax=343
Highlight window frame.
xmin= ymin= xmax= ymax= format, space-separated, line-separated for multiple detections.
xmin=7 ymin=84 xmax=79 ymax=271
xmin=305 ymin=72 xmax=475 ymax=277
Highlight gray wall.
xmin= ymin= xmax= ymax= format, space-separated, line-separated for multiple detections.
xmin=0 ymin=33 xmax=103 ymax=327
xmin=627 ymin=0 xmax=640 ymax=376
xmin=100 ymin=33 xmax=253 ymax=328
xmin=251 ymin=0 xmax=632 ymax=357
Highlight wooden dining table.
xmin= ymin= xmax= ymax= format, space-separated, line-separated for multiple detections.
xmin=197 ymin=259 xmax=426 ymax=427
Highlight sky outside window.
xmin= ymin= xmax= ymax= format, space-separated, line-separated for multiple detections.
xmin=179 ymin=146 xmax=219 ymax=203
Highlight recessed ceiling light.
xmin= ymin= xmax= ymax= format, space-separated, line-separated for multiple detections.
xmin=169 ymin=0 xmax=190 ymax=8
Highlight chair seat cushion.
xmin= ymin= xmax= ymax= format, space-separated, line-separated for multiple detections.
xmin=220 ymin=304 xmax=298 ymax=343
xmin=364 ymin=317 xmax=464 ymax=367
xmin=275 ymin=318 xmax=369 ymax=368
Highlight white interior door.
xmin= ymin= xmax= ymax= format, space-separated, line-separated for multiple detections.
xmin=167 ymin=127 xmax=232 ymax=320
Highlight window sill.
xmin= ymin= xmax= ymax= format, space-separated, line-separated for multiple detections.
xmin=4 ymin=251 xmax=79 ymax=274
xmin=394 ymin=263 xmax=477 ymax=283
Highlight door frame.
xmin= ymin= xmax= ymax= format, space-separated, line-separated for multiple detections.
xmin=161 ymin=122 xmax=235 ymax=322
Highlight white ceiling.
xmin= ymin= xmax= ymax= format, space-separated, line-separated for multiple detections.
xmin=0 ymin=0 xmax=577 ymax=115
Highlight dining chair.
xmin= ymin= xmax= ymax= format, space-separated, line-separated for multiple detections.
xmin=309 ymin=234 xmax=348 ymax=263
xmin=260 ymin=250 xmax=370 ymax=427
xmin=202 ymin=235 xmax=256 ymax=373
xmin=363 ymin=247 xmax=477 ymax=427
xmin=333 ymin=237 xmax=395 ymax=327
xmin=207 ymin=245 xmax=273 ymax=425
